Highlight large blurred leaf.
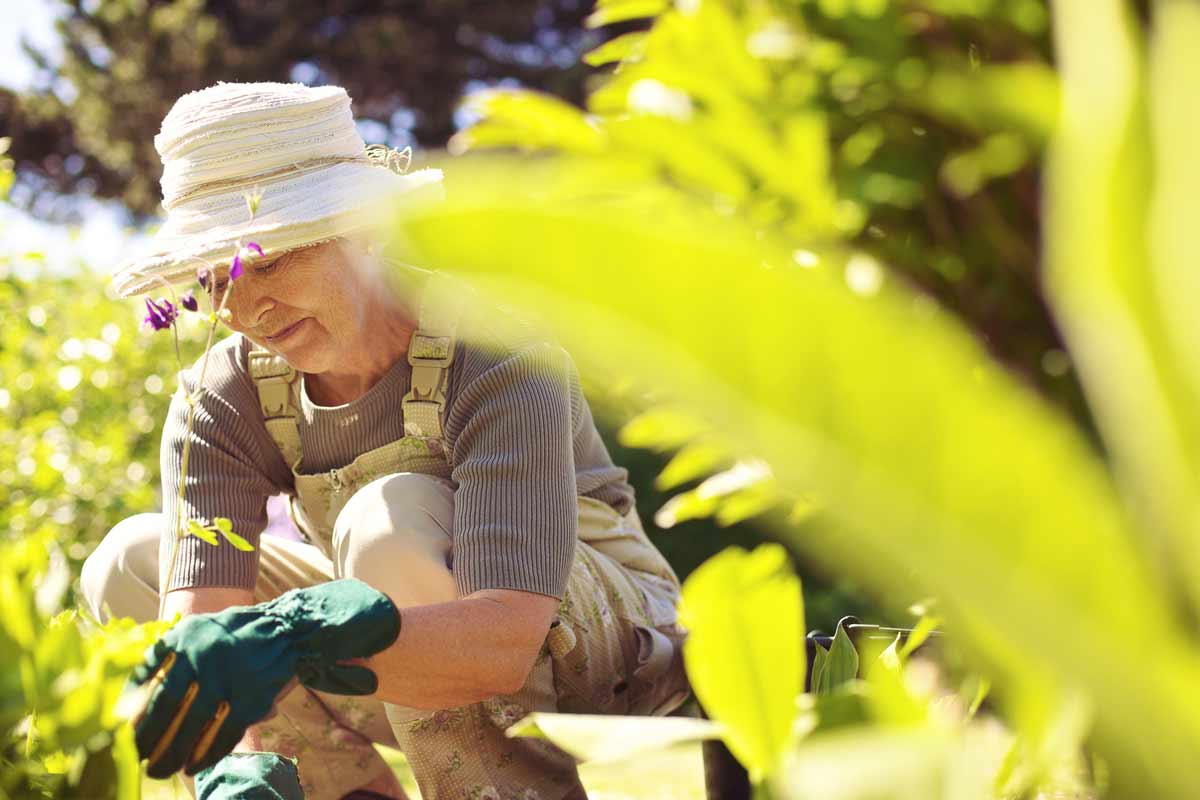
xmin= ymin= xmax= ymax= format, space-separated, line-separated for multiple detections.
xmin=1043 ymin=0 xmax=1200 ymax=617
xmin=385 ymin=155 xmax=1200 ymax=796
xmin=777 ymin=726 xmax=1003 ymax=800
xmin=508 ymin=712 xmax=721 ymax=763
xmin=678 ymin=544 xmax=803 ymax=782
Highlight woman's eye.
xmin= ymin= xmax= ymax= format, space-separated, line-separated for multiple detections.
xmin=254 ymin=259 xmax=280 ymax=275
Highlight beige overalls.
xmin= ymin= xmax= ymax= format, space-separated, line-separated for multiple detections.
xmin=240 ymin=276 xmax=691 ymax=799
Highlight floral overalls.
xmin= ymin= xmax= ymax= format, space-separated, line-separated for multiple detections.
xmin=246 ymin=275 xmax=690 ymax=799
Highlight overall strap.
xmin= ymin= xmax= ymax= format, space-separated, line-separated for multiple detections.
xmin=402 ymin=272 xmax=463 ymax=440
xmin=247 ymin=346 xmax=303 ymax=469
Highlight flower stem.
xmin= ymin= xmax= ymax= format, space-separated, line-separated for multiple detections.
xmin=156 ymin=269 xmax=238 ymax=620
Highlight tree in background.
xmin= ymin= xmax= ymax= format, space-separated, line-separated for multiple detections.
xmin=4 ymin=0 xmax=1090 ymax=428
xmin=4 ymin=0 xmax=607 ymax=218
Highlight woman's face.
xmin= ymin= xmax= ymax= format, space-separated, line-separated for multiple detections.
xmin=213 ymin=238 xmax=383 ymax=375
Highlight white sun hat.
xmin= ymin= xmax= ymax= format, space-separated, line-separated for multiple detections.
xmin=112 ymin=81 xmax=443 ymax=298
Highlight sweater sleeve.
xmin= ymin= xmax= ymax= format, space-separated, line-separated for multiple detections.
xmin=159 ymin=339 xmax=287 ymax=593
xmin=445 ymin=343 xmax=579 ymax=599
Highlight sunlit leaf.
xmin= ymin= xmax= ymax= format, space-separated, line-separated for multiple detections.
xmin=618 ymin=406 xmax=710 ymax=451
xmin=385 ymin=154 xmax=1200 ymax=796
xmin=1043 ymin=0 xmax=1200 ymax=637
xmin=815 ymin=624 xmax=858 ymax=694
xmin=654 ymin=488 xmax=720 ymax=529
xmin=656 ymin=439 xmax=732 ymax=490
xmin=185 ymin=519 xmax=219 ymax=546
xmin=678 ymin=544 xmax=803 ymax=782
xmin=899 ymin=615 xmax=942 ymax=660
xmin=508 ymin=712 xmax=722 ymax=762
xmin=585 ymin=0 xmax=670 ymax=28
xmin=216 ymin=521 xmax=255 ymax=552
xmin=583 ymin=31 xmax=649 ymax=66
xmin=713 ymin=482 xmax=779 ymax=527
xmin=453 ymin=89 xmax=606 ymax=155
xmin=778 ymin=726 xmax=1001 ymax=800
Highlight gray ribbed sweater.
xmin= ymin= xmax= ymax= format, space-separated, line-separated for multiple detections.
xmin=159 ymin=331 xmax=635 ymax=598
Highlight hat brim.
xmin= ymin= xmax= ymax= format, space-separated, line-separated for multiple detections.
xmin=112 ymin=162 xmax=443 ymax=298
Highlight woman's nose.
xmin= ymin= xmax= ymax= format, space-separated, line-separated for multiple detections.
xmin=227 ymin=281 xmax=274 ymax=330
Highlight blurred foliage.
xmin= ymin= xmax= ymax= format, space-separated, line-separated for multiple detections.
xmin=1 ymin=533 xmax=170 ymax=798
xmin=380 ymin=0 xmax=1200 ymax=796
xmin=0 ymin=261 xmax=210 ymax=585
xmin=455 ymin=0 xmax=1087 ymax=432
xmin=451 ymin=0 xmax=1079 ymax=631
xmin=4 ymin=0 xmax=617 ymax=219
xmin=679 ymin=544 xmax=802 ymax=783
xmin=517 ymin=545 xmax=1090 ymax=798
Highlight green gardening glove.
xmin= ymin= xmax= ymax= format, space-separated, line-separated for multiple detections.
xmin=195 ymin=753 xmax=304 ymax=800
xmin=129 ymin=578 xmax=400 ymax=780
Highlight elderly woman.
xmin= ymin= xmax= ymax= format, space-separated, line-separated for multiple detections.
xmin=81 ymin=82 xmax=688 ymax=800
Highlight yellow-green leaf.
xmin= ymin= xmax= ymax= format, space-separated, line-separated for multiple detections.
xmin=508 ymin=712 xmax=721 ymax=762
xmin=185 ymin=520 xmax=219 ymax=546
xmin=583 ymin=31 xmax=649 ymax=66
xmin=679 ymin=544 xmax=803 ymax=782
xmin=585 ymin=0 xmax=670 ymax=28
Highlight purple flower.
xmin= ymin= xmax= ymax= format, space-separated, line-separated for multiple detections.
xmin=197 ymin=268 xmax=210 ymax=291
xmin=142 ymin=297 xmax=178 ymax=331
xmin=180 ymin=290 xmax=198 ymax=312
xmin=229 ymin=242 xmax=264 ymax=284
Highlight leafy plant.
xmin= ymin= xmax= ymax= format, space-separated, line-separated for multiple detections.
xmin=380 ymin=0 xmax=1200 ymax=796
xmin=1 ymin=533 xmax=170 ymax=799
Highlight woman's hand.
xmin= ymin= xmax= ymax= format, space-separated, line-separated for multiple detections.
xmin=130 ymin=579 xmax=401 ymax=778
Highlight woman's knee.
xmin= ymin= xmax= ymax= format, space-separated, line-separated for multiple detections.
xmin=331 ymin=473 xmax=457 ymax=606
xmin=80 ymin=513 xmax=163 ymax=623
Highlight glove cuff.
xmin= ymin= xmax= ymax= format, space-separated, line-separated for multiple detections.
xmin=263 ymin=579 xmax=402 ymax=657
xmin=195 ymin=752 xmax=304 ymax=800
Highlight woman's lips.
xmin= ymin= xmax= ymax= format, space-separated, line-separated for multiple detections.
xmin=266 ymin=318 xmax=308 ymax=343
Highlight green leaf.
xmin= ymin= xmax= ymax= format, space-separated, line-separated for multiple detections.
xmin=113 ymin=723 xmax=140 ymax=800
xmin=864 ymin=636 xmax=930 ymax=727
xmin=185 ymin=519 xmax=219 ymax=546
xmin=877 ymin=633 xmax=902 ymax=673
xmin=654 ymin=487 xmax=720 ymax=529
xmin=909 ymin=63 xmax=1059 ymax=141
xmin=618 ymin=406 xmax=710 ymax=451
xmin=218 ymin=527 xmax=255 ymax=552
xmin=713 ymin=483 xmax=779 ymax=527
xmin=678 ymin=544 xmax=803 ymax=782
xmin=778 ymin=727 xmax=1001 ymax=800
xmin=824 ymin=624 xmax=860 ymax=689
xmin=1045 ymin=0 xmax=1200 ymax=626
xmin=899 ymin=615 xmax=941 ymax=660
xmin=810 ymin=687 xmax=871 ymax=732
xmin=966 ymin=676 xmax=990 ymax=719
xmin=507 ymin=712 xmax=721 ymax=762
xmin=810 ymin=641 xmax=829 ymax=695
xmin=453 ymin=89 xmax=606 ymax=155
xmin=585 ymin=0 xmax=670 ymax=28
xmin=583 ymin=31 xmax=649 ymax=67
xmin=656 ymin=439 xmax=732 ymax=490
